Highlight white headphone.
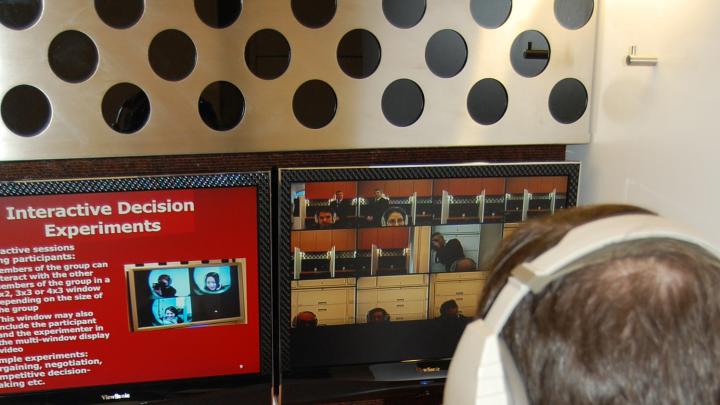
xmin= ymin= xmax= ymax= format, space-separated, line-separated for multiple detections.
xmin=444 ymin=214 xmax=720 ymax=404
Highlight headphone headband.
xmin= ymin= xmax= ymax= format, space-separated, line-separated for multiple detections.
xmin=444 ymin=214 xmax=719 ymax=404
xmin=513 ymin=214 xmax=718 ymax=293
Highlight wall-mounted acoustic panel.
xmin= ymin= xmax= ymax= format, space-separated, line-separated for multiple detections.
xmin=0 ymin=0 xmax=597 ymax=161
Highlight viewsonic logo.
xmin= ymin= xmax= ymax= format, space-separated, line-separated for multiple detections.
xmin=100 ymin=393 xmax=131 ymax=401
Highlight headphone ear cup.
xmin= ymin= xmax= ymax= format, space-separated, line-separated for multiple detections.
xmin=499 ymin=338 xmax=529 ymax=404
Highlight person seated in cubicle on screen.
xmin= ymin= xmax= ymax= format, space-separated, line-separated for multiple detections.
xmin=382 ymin=207 xmax=407 ymax=227
xmin=366 ymin=188 xmax=390 ymax=226
xmin=431 ymin=232 xmax=465 ymax=272
xmin=152 ymin=274 xmax=176 ymax=298
xmin=366 ymin=307 xmax=390 ymax=324
xmin=292 ymin=311 xmax=318 ymax=328
xmin=312 ymin=207 xmax=335 ymax=229
xmin=329 ymin=190 xmax=354 ymax=226
xmin=438 ymin=299 xmax=465 ymax=321
xmin=444 ymin=204 xmax=720 ymax=404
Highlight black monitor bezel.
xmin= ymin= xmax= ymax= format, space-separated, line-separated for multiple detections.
xmin=0 ymin=172 xmax=273 ymax=403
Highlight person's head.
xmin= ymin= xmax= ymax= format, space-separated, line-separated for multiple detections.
xmin=451 ymin=257 xmax=476 ymax=272
xmin=447 ymin=204 xmax=720 ymax=404
xmin=431 ymin=232 xmax=445 ymax=250
xmin=316 ymin=208 xmax=334 ymax=227
xmin=439 ymin=299 xmax=460 ymax=318
xmin=374 ymin=189 xmax=383 ymax=199
xmin=367 ymin=307 xmax=390 ymax=323
xmin=335 ymin=190 xmax=344 ymax=200
xmin=205 ymin=272 xmax=220 ymax=291
xmin=164 ymin=306 xmax=179 ymax=320
xmin=157 ymin=274 xmax=171 ymax=286
xmin=477 ymin=204 xmax=653 ymax=316
xmin=382 ymin=207 xmax=406 ymax=227
xmin=293 ymin=311 xmax=318 ymax=328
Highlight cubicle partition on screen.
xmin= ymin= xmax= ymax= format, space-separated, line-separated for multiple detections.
xmin=278 ymin=163 xmax=579 ymax=376
xmin=0 ymin=173 xmax=272 ymax=403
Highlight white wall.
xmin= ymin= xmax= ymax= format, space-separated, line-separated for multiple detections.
xmin=567 ymin=0 xmax=720 ymax=245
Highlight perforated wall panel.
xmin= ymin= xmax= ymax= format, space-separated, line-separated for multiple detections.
xmin=0 ymin=0 xmax=596 ymax=161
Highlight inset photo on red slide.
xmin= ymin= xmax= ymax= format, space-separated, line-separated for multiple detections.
xmin=127 ymin=259 xmax=247 ymax=331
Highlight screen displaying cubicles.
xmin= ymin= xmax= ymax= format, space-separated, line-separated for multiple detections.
xmin=0 ymin=173 xmax=272 ymax=403
xmin=279 ymin=163 xmax=579 ymax=372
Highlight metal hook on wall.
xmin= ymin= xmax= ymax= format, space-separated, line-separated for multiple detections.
xmin=523 ymin=41 xmax=550 ymax=59
xmin=626 ymin=45 xmax=658 ymax=66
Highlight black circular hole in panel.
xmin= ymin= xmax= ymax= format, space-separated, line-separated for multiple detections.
xmin=467 ymin=78 xmax=508 ymax=125
xmin=549 ymin=78 xmax=587 ymax=124
xmin=194 ymin=0 xmax=241 ymax=29
xmin=48 ymin=30 xmax=99 ymax=83
xmin=382 ymin=0 xmax=426 ymax=29
xmin=1 ymin=85 xmax=51 ymax=137
xmin=0 ymin=0 xmax=41 ymax=30
xmin=101 ymin=83 xmax=150 ymax=134
xmin=292 ymin=0 xmax=336 ymax=29
xmin=510 ymin=30 xmax=550 ymax=78
xmin=95 ymin=0 xmax=143 ymax=29
xmin=337 ymin=29 xmax=381 ymax=79
xmin=554 ymin=0 xmax=593 ymax=30
xmin=245 ymin=29 xmax=291 ymax=80
xmin=470 ymin=0 xmax=512 ymax=29
xmin=199 ymin=81 xmax=245 ymax=131
xmin=382 ymin=79 xmax=424 ymax=127
xmin=293 ymin=80 xmax=337 ymax=129
xmin=148 ymin=29 xmax=196 ymax=81
xmin=425 ymin=29 xmax=467 ymax=78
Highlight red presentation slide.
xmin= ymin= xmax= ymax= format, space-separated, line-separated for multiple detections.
xmin=0 ymin=187 xmax=260 ymax=395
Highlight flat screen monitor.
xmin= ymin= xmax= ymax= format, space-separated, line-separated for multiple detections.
xmin=278 ymin=163 xmax=579 ymax=376
xmin=0 ymin=173 xmax=272 ymax=403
